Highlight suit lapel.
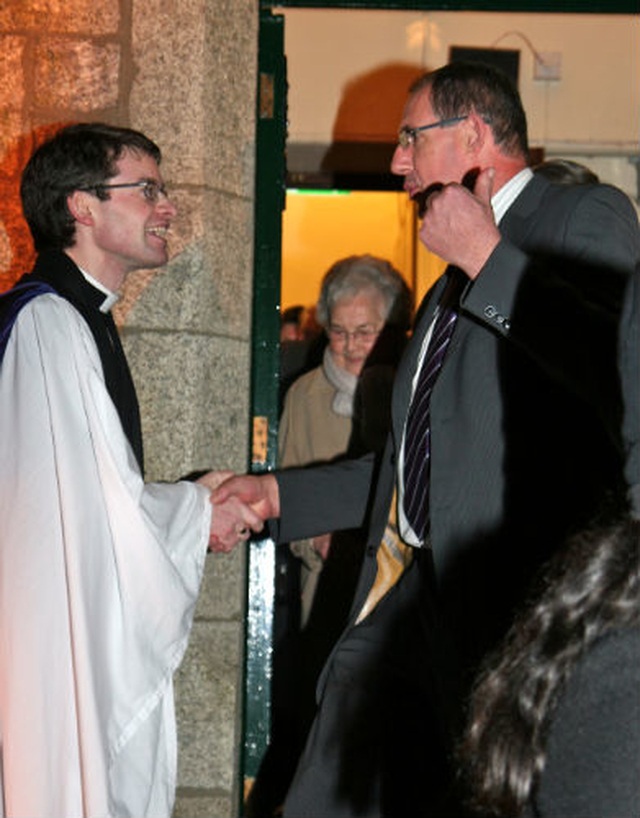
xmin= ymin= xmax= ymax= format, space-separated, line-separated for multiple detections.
xmin=499 ymin=173 xmax=550 ymax=244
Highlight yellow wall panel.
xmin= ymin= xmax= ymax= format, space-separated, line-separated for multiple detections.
xmin=281 ymin=189 xmax=446 ymax=316
xmin=282 ymin=190 xmax=414 ymax=311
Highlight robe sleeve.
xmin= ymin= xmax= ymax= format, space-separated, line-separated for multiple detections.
xmin=0 ymin=294 xmax=211 ymax=818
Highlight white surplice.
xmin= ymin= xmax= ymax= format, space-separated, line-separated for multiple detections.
xmin=0 ymin=293 xmax=211 ymax=818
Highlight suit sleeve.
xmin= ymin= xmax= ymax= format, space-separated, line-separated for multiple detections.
xmin=462 ymin=184 xmax=640 ymax=427
xmin=273 ymin=454 xmax=376 ymax=543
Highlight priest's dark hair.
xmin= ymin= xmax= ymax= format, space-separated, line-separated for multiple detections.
xmin=20 ymin=122 xmax=162 ymax=253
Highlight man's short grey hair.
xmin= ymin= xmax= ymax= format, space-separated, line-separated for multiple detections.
xmin=316 ymin=255 xmax=412 ymax=330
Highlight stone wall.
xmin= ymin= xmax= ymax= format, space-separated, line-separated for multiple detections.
xmin=0 ymin=1 xmax=259 ymax=815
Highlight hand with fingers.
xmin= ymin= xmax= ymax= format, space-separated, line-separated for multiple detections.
xmin=196 ymin=470 xmax=269 ymax=553
xmin=419 ymin=167 xmax=501 ymax=279
xmin=208 ymin=493 xmax=265 ymax=553
xmin=212 ymin=473 xmax=280 ymax=523
xmin=205 ymin=473 xmax=280 ymax=553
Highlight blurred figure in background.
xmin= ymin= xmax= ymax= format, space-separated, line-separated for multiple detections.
xmin=533 ymin=157 xmax=599 ymax=185
xmin=280 ymin=304 xmax=306 ymax=342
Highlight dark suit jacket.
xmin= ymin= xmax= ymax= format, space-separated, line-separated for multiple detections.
xmin=275 ymin=175 xmax=640 ymax=698
xmin=527 ymin=626 xmax=640 ymax=818
xmin=619 ymin=267 xmax=640 ymax=516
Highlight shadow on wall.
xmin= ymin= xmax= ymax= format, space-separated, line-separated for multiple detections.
xmin=321 ymin=61 xmax=428 ymax=175
xmin=0 ymin=123 xmax=70 ymax=292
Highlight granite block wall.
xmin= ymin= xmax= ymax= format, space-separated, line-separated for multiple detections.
xmin=0 ymin=0 xmax=259 ymax=815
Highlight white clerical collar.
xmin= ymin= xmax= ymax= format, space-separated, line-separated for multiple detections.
xmin=78 ymin=267 xmax=119 ymax=313
xmin=492 ymin=166 xmax=534 ymax=225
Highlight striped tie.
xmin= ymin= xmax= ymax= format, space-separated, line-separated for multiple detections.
xmin=403 ymin=272 xmax=462 ymax=539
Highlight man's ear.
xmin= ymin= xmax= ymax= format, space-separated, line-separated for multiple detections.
xmin=66 ymin=190 xmax=96 ymax=227
xmin=462 ymin=112 xmax=487 ymax=155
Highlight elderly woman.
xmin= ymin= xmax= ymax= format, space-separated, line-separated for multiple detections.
xmin=279 ymin=254 xmax=411 ymax=626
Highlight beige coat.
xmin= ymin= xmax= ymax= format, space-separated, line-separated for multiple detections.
xmin=278 ymin=365 xmax=352 ymax=624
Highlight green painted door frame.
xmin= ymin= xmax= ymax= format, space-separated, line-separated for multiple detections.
xmin=243 ymin=6 xmax=286 ymax=798
xmin=244 ymin=0 xmax=636 ymax=806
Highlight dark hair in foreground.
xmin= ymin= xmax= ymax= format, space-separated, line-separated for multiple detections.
xmin=457 ymin=516 xmax=640 ymax=816
xmin=21 ymin=122 xmax=161 ymax=252
xmin=411 ymin=61 xmax=529 ymax=159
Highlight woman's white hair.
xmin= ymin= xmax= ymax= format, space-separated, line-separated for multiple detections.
xmin=316 ymin=254 xmax=411 ymax=329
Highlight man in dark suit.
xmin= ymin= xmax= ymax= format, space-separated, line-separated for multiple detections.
xmin=213 ymin=63 xmax=640 ymax=816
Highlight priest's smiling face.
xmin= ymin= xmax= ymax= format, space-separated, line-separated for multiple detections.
xmin=68 ymin=149 xmax=178 ymax=290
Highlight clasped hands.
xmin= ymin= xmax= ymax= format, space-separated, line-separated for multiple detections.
xmin=196 ymin=471 xmax=280 ymax=553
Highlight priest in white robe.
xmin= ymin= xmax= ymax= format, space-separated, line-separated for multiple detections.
xmin=0 ymin=123 xmax=261 ymax=818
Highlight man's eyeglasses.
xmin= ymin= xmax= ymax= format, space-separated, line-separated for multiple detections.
xmin=78 ymin=179 xmax=168 ymax=204
xmin=397 ymin=115 xmax=468 ymax=149
xmin=327 ymin=326 xmax=381 ymax=344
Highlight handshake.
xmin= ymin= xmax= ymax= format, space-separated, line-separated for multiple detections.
xmin=195 ymin=471 xmax=280 ymax=553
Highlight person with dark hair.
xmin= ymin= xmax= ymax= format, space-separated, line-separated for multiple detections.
xmin=458 ymin=517 xmax=639 ymax=818
xmin=409 ymin=59 xmax=529 ymax=158
xmin=533 ymin=157 xmax=600 ymax=185
xmin=0 ymin=123 xmax=260 ymax=817
xmin=212 ymin=61 xmax=640 ymax=816
xmin=19 ymin=123 xmax=162 ymax=254
xmin=280 ymin=305 xmax=306 ymax=341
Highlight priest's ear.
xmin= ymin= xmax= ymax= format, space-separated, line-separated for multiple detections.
xmin=66 ymin=189 xmax=96 ymax=227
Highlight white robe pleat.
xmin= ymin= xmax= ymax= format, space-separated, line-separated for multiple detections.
xmin=0 ymin=294 xmax=210 ymax=818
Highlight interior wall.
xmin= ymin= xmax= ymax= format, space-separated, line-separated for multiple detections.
xmin=283 ymin=9 xmax=638 ymax=154
xmin=282 ymin=190 xmax=414 ymax=305
xmin=282 ymin=190 xmax=446 ymax=311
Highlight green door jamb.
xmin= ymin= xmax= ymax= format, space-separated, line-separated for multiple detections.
xmin=243 ymin=6 xmax=286 ymax=809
